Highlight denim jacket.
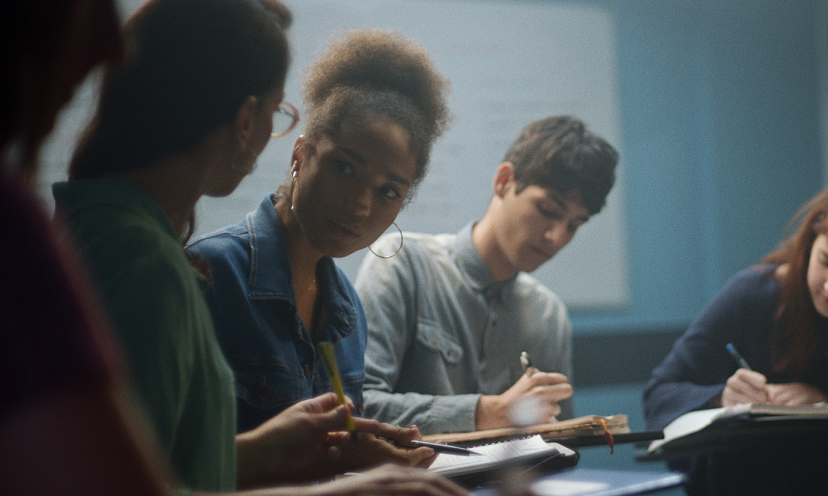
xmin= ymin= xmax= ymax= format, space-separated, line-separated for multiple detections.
xmin=186 ymin=194 xmax=366 ymax=433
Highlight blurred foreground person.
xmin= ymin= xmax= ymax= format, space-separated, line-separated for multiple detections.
xmin=1 ymin=0 xmax=173 ymax=494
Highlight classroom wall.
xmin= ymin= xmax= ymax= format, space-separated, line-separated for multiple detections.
xmin=571 ymin=0 xmax=825 ymax=335
xmin=566 ymin=3 xmax=826 ymax=475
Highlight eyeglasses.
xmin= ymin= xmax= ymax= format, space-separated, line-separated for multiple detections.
xmin=271 ymin=101 xmax=300 ymax=138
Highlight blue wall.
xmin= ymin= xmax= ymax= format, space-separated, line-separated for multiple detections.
xmin=565 ymin=0 xmax=825 ymax=335
xmin=554 ymin=1 xmax=825 ymax=472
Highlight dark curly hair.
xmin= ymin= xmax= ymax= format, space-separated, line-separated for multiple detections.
xmin=297 ymin=29 xmax=450 ymax=190
xmin=503 ymin=116 xmax=618 ymax=216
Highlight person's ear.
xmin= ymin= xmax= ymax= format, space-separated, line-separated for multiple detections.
xmin=493 ymin=162 xmax=515 ymax=198
xmin=233 ymin=95 xmax=259 ymax=149
xmin=290 ymin=135 xmax=304 ymax=174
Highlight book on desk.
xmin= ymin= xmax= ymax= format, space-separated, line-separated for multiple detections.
xmin=423 ymin=414 xmax=631 ymax=447
xmin=421 ymin=414 xmax=667 ymax=454
xmin=419 ymin=414 xmax=670 ymax=488
xmin=647 ymin=402 xmax=828 ymax=456
xmin=421 ymin=415 xmax=639 ymax=488
xmin=428 ymin=434 xmax=578 ymax=489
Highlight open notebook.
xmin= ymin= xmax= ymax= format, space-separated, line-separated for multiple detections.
xmin=429 ymin=435 xmax=578 ymax=488
xmin=649 ymin=402 xmax=828 ymax=453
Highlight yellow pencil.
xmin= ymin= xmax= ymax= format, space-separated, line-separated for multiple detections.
xmin=318 ymin=341 xmax=358 ymax=441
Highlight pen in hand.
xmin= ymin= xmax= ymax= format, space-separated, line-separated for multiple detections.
xmin=318 ymin=341 xmax=358 ymax=443
xmin=726 ymin=343 xmax=752 ymax=370
xmin=520 ymin=351 xmax=536 ymax=376
xmin=381 ymin=438 xmax=482 ymax=456
xmin=515 ymin=351 xmax=552 ymax=425
xmin=725 ymin=342 xmax=772 ymax=404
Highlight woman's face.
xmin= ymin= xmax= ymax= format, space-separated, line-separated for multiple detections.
xmin=807 ymin=233 xmax=828 ymax=318
xmin=292 ymin=118 xmax=416 ymax=258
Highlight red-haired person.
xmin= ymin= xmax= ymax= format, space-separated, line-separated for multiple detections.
xmin=644 ymin=189 xmax=828 ymax=495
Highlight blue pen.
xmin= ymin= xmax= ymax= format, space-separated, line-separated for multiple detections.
xmin=726 ymin=343 xmax=752 ymax=370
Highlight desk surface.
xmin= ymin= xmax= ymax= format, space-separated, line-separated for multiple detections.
xmin=471 ymin=468 xmax=685 ymax=496
xmin=557 ymin=430 xmax=664 ymax=450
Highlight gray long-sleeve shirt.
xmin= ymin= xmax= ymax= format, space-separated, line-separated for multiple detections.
xmin=354 ymin=223 xmax=573 ymax=435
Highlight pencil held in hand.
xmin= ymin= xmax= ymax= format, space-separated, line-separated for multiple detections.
xmin=319 ymin=342 xmax=358 ymax=437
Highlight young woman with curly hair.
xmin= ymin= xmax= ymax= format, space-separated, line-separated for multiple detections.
xmin=186 ymin=28 xmax=451 ymax=473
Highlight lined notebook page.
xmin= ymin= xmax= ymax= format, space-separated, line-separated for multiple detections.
xmin=429 ymin=435 xmax=554 ymax=471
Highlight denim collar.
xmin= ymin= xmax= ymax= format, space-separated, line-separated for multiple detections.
xmin=244 ymin=194 xmax=291 ymax=298
xmin=245 ymin=194 xmax=357 ymax=339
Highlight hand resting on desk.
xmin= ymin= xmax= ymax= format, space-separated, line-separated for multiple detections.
xmin=236 ymin=392 xmax=437 ymax=487
xmin=327 ymin=419 xmax=438 ymax=472
xmin=475 ymin=371 xmax=572 ymax=431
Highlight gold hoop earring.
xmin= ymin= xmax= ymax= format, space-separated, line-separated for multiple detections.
xmin=290 ymin=161 xmax=298 ymax=212
xmin=369 ymin=222 xmax=403 ymax=259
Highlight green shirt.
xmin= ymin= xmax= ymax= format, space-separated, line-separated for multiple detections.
xmin=53 ymin=178 xmax=237 ymax=491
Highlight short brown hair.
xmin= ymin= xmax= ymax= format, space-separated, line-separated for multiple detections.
xmin=503 ymin=116 xmax=618 ymax=215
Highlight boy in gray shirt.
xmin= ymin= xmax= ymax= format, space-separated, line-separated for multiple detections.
xmin=355 ymin=116 xmax=618 ymax=435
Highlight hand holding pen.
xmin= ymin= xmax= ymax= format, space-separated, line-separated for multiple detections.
xmin=722 ymin=343 xmax=770 ymax=406
xmin=334 ymin=419 xmax=482 ymax=470
xmin=250 ymin=397 xmax=442 ymax=480
xmin=235 ymin=392 xmax=364 ymax=482
xmin=723 ymin=343 xmax=828 ymax=405
xmin=476 ymin=352 xmax=572 ymax=430
xmin=520 ymin=351 xmax=537 ymax=376
xmin=381 ymin=438 xmax=481 ymax=456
